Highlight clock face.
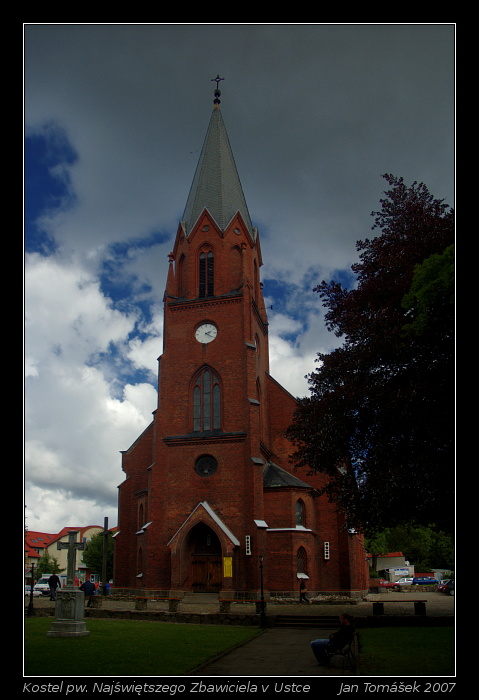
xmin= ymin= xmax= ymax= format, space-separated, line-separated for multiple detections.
xmin=195 ymin=323 xmax=217 ymax=344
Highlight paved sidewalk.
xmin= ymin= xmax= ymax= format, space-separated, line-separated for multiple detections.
xmin=189 ymin=627 xmax=354 ymax=676
xmin=188 ymin=592 xmax=454 ymax=677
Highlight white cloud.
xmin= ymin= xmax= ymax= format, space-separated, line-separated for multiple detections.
xmin=24 ymin=253 xmax=158 ymax=532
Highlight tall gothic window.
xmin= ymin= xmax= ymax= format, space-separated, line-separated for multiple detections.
xmin=297 ymin=547 xmax=308 ymax=575
xmin=193 ymin=368 xmax=221 ymax=431
xmin=295 ymin=499 xmax=305 ymax=526
xmin=199 ymin=251 xmax=214 ymax=297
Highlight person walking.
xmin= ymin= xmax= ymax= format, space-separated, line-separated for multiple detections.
xmin=48 ymin=573 xmax=61 ymax=601
xmin=299 ymin=579 xmax=311 ymax=604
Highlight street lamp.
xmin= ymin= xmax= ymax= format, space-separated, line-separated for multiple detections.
xmin=27 ymin=563 xmax=35 ymax=617
xmin=259 ymin=555 xmax=266 ymax=627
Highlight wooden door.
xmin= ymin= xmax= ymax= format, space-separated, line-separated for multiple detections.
xmin=191 ymin=555 xmax=222 ymax=591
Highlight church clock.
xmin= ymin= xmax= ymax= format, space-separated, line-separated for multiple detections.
xmin=195 ymin=323 xmax=218 ymax=344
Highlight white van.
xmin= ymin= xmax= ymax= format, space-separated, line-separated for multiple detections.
xmin=33 ymin=574 xmax=67 ymax=596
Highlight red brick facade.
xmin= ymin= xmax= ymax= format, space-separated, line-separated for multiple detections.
xmin=114 ymin=105 xmax=369 ymax=597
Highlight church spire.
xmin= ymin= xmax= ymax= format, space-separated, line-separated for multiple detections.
xmin=181 ymin=77 xmax=254 ymax=237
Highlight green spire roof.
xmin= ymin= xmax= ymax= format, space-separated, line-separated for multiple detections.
xmin=181 ymin=105 xmax=253 ymax=236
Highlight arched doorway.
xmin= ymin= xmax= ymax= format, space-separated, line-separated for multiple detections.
xmin=187 ymin=523 xmax=222 ymax=592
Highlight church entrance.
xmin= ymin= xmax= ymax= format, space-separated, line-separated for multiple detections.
xmin=187 ymin=523 xmax=222 ymax=592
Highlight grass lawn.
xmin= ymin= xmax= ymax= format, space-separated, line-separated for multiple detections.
xmin=358 ymin=627 xmax=455 ymax=676
xmin=24 ymin=618 xmax=262 ymax=676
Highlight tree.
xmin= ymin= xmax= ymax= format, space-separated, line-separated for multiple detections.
xmin=287 ymin=175 xmax=454 ymax=535
xmin=365 ymin=524 xmax=454 ymax=571
xmin=36 ymin=552 xmax=64 ymax=577
xmin=82 ymin=531 xmax=114 ymax=581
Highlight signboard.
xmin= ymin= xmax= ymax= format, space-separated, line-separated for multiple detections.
xmin=223 ymin=557 xmax=232 ymax=578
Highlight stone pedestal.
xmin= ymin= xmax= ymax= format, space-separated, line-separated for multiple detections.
xmin=47 ymin=588 xmax=90 ymax=637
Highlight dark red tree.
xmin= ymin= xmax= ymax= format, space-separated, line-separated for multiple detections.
xmin=287 ymin=175 xmax=454 ymax=534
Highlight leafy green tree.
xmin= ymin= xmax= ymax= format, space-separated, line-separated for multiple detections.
xmin=402 ymin=244 xmax=454 ymax=341
xmin=82 ymin=531 xmax=114 ymax=581
xmin=365 ymin=524 xmax=454 ymax=571
xmin=35 ymin=552 xmax=64 ymax=577
xmin=287 ymin=175 xmax=454 ymax=535
xmin=364 ymin=530 xmax=390 ymax=574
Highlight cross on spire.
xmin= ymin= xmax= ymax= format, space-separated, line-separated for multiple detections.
xmin=57 ymin=530 xmax=86 ymax=587
xmin=211 ymin=75 xmax=224 ymax=108
xmin=211 ymin=74 xmax=224 ymax=89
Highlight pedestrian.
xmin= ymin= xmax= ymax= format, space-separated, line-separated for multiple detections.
xmin=48 ymin=573 xmax=61 ymax=601
xmin=299 ymin=579 xmax=311 ymax=604
xmin=80 ymin=578 xmax=96 ymax=606
xmin=310 ymin=613 xmax=355 ymax=666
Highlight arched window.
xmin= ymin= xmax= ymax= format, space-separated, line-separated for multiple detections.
xmin=297 ymin=547 xmax=308 ymax=575
xmin=199 ymin=250 xmax=214 ymax=297
xmin=193 ymin=368 xmax=221 ymax=431
xmin=295 ymin=499 xmax=305 ymax=526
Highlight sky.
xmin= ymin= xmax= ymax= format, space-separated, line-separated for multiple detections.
xmin=24 ymin=23 xmax=455 ymax=535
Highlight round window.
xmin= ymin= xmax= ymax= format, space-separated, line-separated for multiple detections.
xmin=195 ymin=455 xmax=218 ymax=477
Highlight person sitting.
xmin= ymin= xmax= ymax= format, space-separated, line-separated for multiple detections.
xmin=310 ymin=613 xmax=355 ymax=666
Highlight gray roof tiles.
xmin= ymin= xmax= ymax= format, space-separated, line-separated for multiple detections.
xmin=182 ymin=107 xmax=253 ymax=236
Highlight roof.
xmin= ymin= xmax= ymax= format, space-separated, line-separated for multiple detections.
xmin=24 ymin=531 xmax=56 ymax=554
xmin=263 ymin=462 xmax=312 ymax=489
xmin=25 ymin=526 xmax=110 ymax=551
xmin=25 ymin=531 xmax=56 ymax=545
xmin=181 ymin=105 xmax=253 ymax=237
xmin=50 ymin=526 xmax=103 ymax=543
xmin=167 ymin=501 xmax=240 ymax=548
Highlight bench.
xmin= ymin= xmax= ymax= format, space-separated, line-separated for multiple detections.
xmin=325 ymin=633 xmax=358 ymax=672
xmin=219 ymin=599 xmax=265 ymax=614
xmin=135 ymin=597 xmax=181 ymax=612
xmin=373 ymin=600 xmax=427 ymax=616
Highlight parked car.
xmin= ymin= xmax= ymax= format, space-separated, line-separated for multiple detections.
xmin=443 ymin=580 xmax=454 ymax=596
xmin=379 ymin=579 xmax=397 ymax=588
xmin=25 ymin=585 xmax=42 ymax=597
xmin=437 ymin=579 xmax=453 ymax=592
xmin=379 ymin=577 xmax=413 ymax=589
xmin=412 ymin=577 xmax=439 ymax=585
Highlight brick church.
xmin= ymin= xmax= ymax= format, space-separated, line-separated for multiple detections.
xmin=114 ymin=82 xmax=369 ymax=598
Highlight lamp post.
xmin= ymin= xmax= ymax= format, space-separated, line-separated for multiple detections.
xmin=102 ymin=517 xmax=108 ymax=596
xmin=27 ymin=563 xmax=35 ymax=617
xmin=259 ymin=555 xmax=266 ymax=627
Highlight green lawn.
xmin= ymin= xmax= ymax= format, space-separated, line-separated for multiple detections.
xmin=24 ymin=619 xmax=455 ymax=677
xmin=24 ymin=618 xmax=262 ymax=676
xmin=358 ymin=627 xmax=455 ymax=676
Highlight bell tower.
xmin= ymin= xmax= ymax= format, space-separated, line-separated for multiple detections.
xmin=114 ymin=79 xmax=370 ymax=598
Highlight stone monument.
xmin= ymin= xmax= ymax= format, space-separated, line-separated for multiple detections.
xmin=47 ymin=530 xmax=90 ymax=637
